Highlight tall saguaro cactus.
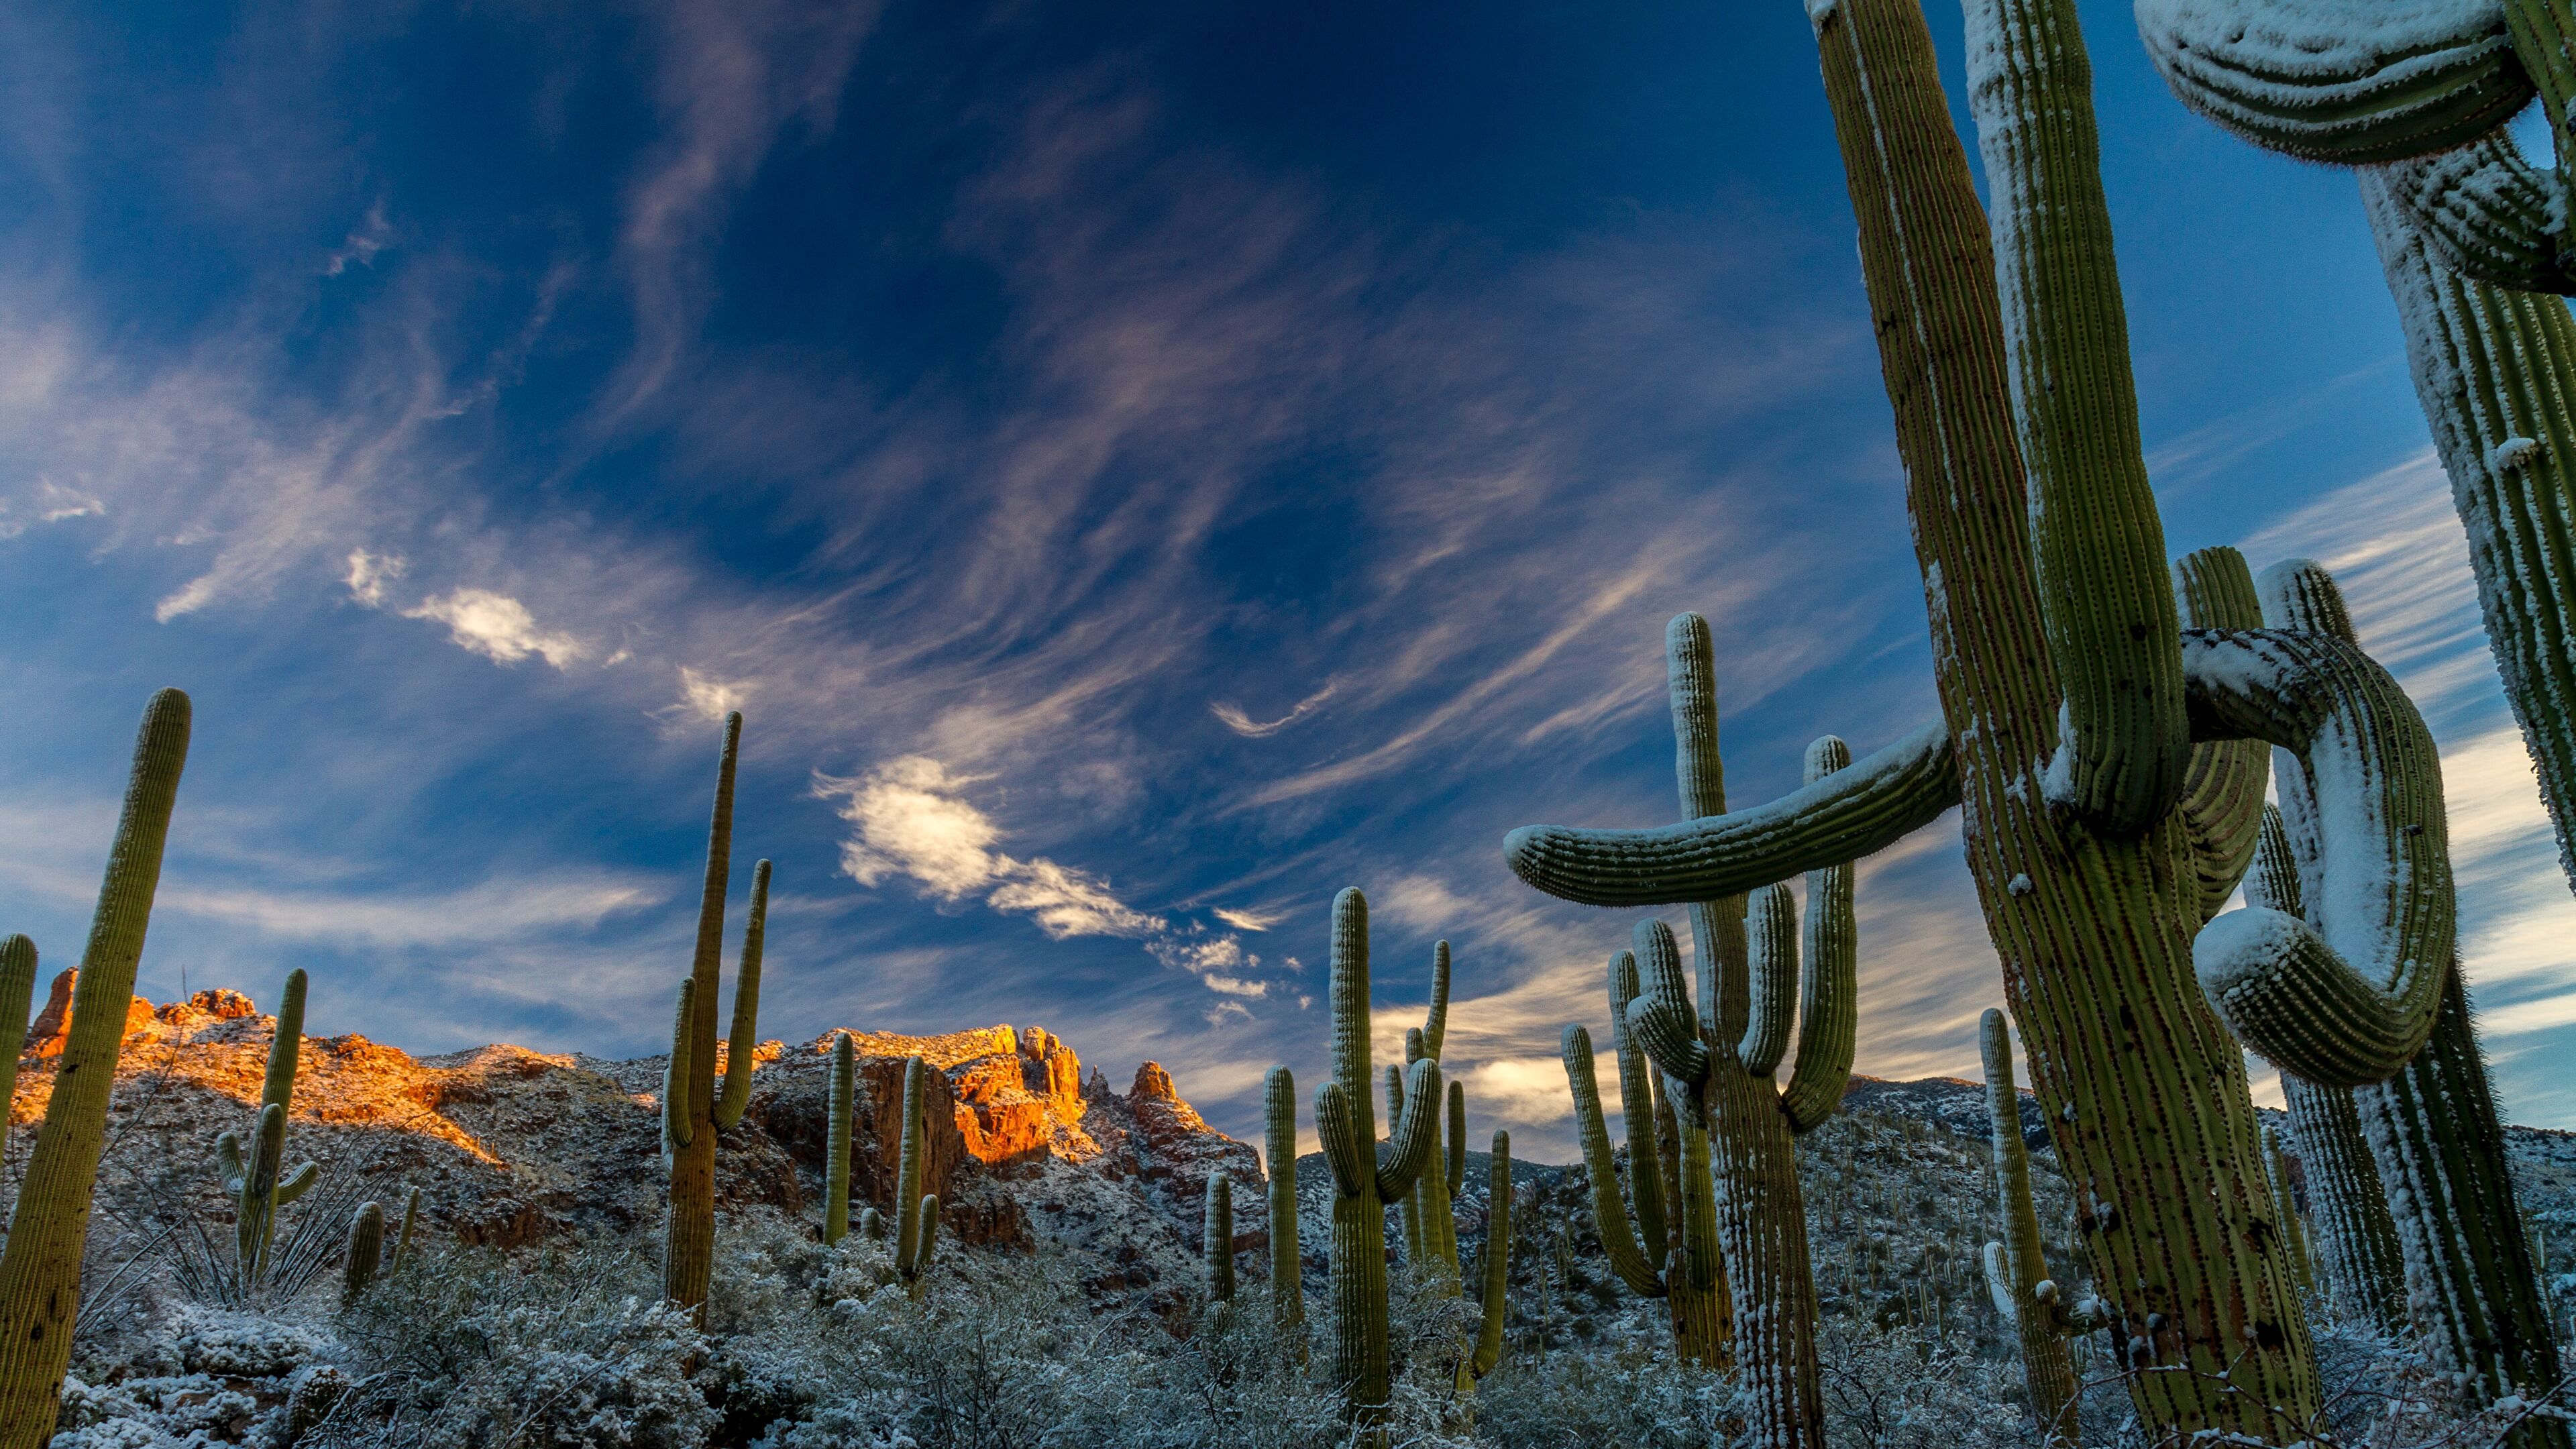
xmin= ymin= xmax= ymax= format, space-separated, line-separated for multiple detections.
xmin=0 ymin=689 xmax=191 ymax=1449
xmin=0 ymin=936 xmax=36 ymax=1122
xmin=2249 ymin=559 xmax=2565 ymax=1440
xmin=661 ymin=710 xmax=769 ymax=1320
xmin=1265 ymin=1065 xmax=1304 ymax=1340
xmin=1501 ymin=0 xmax=2469 ymax=1432
xmin=1560 ymin=950 xmax=1731 ymax=1366
xmin=1980 ymin=1011 xmax=2100 ymax=1446
xmin=1313 ymin=889 xmax=1442 ymax=1438
xmin=1463 ymin=1130 xmax=1511 ymax=1388
xmin=1396 ymin=951 xmax=1463 ymax=1287
xmin=892 ymin=1056 xmax=941 ymax=1297
xmin=1204 ymin=1173 xmax=1236 ymax=1304
xmin=824 ymin=1032 xmax=855 ymax=1246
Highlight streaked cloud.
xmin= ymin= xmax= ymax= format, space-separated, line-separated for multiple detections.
xmin=1212 ymin=680 xmax=1338 ymax=738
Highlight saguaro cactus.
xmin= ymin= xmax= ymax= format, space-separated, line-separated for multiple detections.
xmin=1980 ymin=1010 xmax=2102 ymax=1446
xmin=892 ymin=1056 xmax=940 ymax=1297
xmin=2247 ymin=804 xmax=2410 ymax=1334
xmin=341 ymin=1201 xmax=385 ymax=1308
xmin=661 ymin=708 xmax=769 ymax=1321
xmin=217 ymin=969 xmax=321 ymax=1279
xmin=1501 ymin=0 xmax=2469 ymax=1432
xmin=1462 ymin=1130 xmax=1511 ymax=1388
xmin=0 ymin=936 xmax=34 ymax=1118
xmin=1397 ymin=962 xmax=1464 ymax=1286
xmin=824 ymin=1032 xmax=855 ymax=1246
xmin=390 ymin=1187 xmax=421 ymax=1277
xmin=1313 ymin=888 xmax=1442 ymax=1437
xmin=1560 ymin=949 xmax=1731 ymax=1366
xmin=2259 ymin=1126 xmax=2314 ymax=1291
xmin=1265 ymin=1065 xmax=1305 ymax=1338
xmin=2250 ymin=558 xmax=2565 ymax=1438
xmin=1205 ymin=1172 xmax=1236 ymax=1304
xmin=0 ymin=688 xmax=190 ymax=1449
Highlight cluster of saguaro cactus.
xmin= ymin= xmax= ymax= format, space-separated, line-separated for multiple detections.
xmin=824 ymin=1032 xmax=856 ymax=1247
xmin=2237 ymin=559 xmax=2566 ymax=1440
xmin=1978 ymin=1010 xmax=2104 ymax=1446
xmin=1313 ymin=888 xmax=1441 ymax=1438
xmin=661 ymin=711 xmax=770 ymax=1320
xmin=0 ymin=689 xmax=190 ymax=1449
xmin=889 ymin=1056 xmax=940 ymax=1297
xmin=1560 ymin=951 xmax=1729 ymax=1367
xmin=1500 ymin=0 xmax=2483 ymax=1434
xmin=218 ymin=969 xmax=322 ymax=1282
xmin=1388 ymin=945 xmax=1464 ymax=1285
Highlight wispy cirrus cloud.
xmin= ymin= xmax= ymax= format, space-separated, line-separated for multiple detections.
xmin=1212 ymin=680 xmax=1338 ymax=738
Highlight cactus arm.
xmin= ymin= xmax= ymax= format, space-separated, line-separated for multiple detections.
xmin=0 ymin=936 xmax=28 ymax=1111
xmin=1421 ymin=941 xmax=1450 ymax=1061
xmin=1504 ymin=718 xmax=1957 ymax=907
xmin=1377 ymin=1057 xmax=1442 ymax=1203
xmin=341 ymin=1200 xmax=384 ymax=1307
xmin=1265 ymin=1067 xmax=1304 ymax=1332
xmin=274 ymin=1161 xmax=319 ymax=1205
xmin=1444 ymin=1079 xmax=1466 ymax=1199
xmin=2172 ymin=548 xmax=2271 ymax=922
xmin=1607 ymin=951 xmax=1671 ymax=1265
xmin=662 ymin=710 xmax=739 ymax=1320
xmin=2134 ymin=0 xmax=2532 ymax=165
xmin=661 ymin=979 xmax=696 ymax=1161
xmin=1388 ymin=1059 xmax=1421 ymax=1263
xmin=906 ymin=1193 xmax=940 ymax=1283
xmin=894 ymin=1057 xmax=927 ymax=1277
xmin=1326 ymin=888 xmax=1377 ymax=1162
xmin=1970 ymin=0 xmax=2188 ymax=837
xmin=1469 ymin=1130 xmax=1510 ymax=1381
xmin=238 ymin=1103 xmax=287 ymax=1275
xmin=1982 ymin=1010 xmax=2081 ymax=1440
xmin=390 ymin=1187 xmax=420 ymax=1275
xmin=217 ymin=1132 xmax=248 ymax=1197
xmin=1560 ymin=1024 xmax=1664 ymax=1297
xmin=1665 ymin=612 xmax=1755 ymax=1047
xmin=2181 ymin=627 xmax=2452 ymax=1085
xmin=1741 ymin=885 xmax=1798 ymax=1077
xmin=824 ymin=1032 xmax=853 ymax=1246
xmin=1983 ymin=1242 xmax=2017 ymax=1316
xmin=263 ymin=969 xmax=307 ymax=1114
xmin=2373 ymin=133 xmax=2576 ymax=293
xmin=1205 ymin=1172 xmax=1236 ymax=1303
xmin=714 ymin=858 xmax=769 ymax=1132
xmin=1626 ymin=919 xmax=1712 ymax=1099
xmin=1316 ymin=1083 xmax=1366 ymax=1198
xmin=1778 ymin=737 xmax=1860 ymax=1135
xmin=2261 ymin=1126 xmax=2315 ymax=1289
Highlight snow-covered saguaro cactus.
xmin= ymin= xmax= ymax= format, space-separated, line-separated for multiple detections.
xmin=0 ymin=689 xmax=189 ymax=1449
xmin=1264 ymin=1065 xmax=1304 ymax=1341
xmin=2171 ymin=547 xmax=2272 ymax=921
xmin=892 ymin=1055 xmax=941 ymax=1297
xmin=660 ymin=708 xmax=769 ymax=1322
xmin=1559 ymin=953 xmax=1731 ymax=1368
xmin=1980 ymin=1010 xmax=2103 ymax=1447
xmin=2251 ymin=559 xmax=2565 ymax=1440
xmin=824 ymin=1032 xmax=855 ymax=1246
xmin=1313 ymin=888 xmax=1441 ymax=1440
xmin=1503 ymin=0 xmax=2473 ymax=1431
xmin=218 ymin=968 xmax=321 ymax=1279
xmin=2245 ymin=804 xmax=2410 ymax=1334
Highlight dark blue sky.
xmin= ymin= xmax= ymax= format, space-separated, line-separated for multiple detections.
xmin=3 ymin=0 xmax=2567 ymax=1156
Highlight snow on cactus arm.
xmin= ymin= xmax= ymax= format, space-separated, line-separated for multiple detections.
xmin=2373 ymin=133 xmax=2576 ymax=292
xmin=1970 ymin=0 xmax=2189 ymax=836
xmin=2171 ymin=547 xmax=2271 ymax=922
xmin=1503 ymin=719 xmax=1957 ymax=906
xmin=2180 ymin=627 xmax=2452 ymax=1085
xmin=2133 ymin=0 xmax=2529 ymax=163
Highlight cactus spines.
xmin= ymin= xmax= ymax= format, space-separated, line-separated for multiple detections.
xmin=892 ymin=1055 xmax=939 ymax=1294
xmin=2260 ymin=1126 xmax=2314 ymax=1291
xmin=341 ymin=1201 xmax=385 ymax=1308
xmin=1313 ymin=888 xmax=1442 ymax=1435
xmin=0 ymin=688 xmax=189 ymax=1449
xmin=1779 ymin=737 xmax=1860 ymax=1134
xmin=824 ymin=1032 xmax=855 ymax=1246
xmin=1204 ymin=1171 xmax=1236 ymax=1303
xmin=1981 ymin=1012 xmax=2091 ymax=1445
xmin=1265 ymin=1066 xmax=1304 ymax=1338
xmin=859 ymin=1206 xmax=885 ymax=1242
xmin=661 ymin=979 xmax=696 ymax=1165
xmin=0 ymin=935 xmax=36 ymax=1128
xmin=2171 ymin=547 xmax=2272 ymax=923
xmin=1561 ymin=1014 xmax=1731 ymax=1366
xmin=1422 ymin=939 xmax=1450 ymax=1061
xmin=1398 ymin=971 xmax=1464 ymax=1286
xmin=715 ymin=859 xmax=769 ymax=1132
xmin=1466 ymin=1130 xmax=1510 ymax=1385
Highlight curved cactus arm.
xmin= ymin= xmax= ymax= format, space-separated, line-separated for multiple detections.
xmin=1265 ymin=1066 xmax=1304 ymax=1331
xmin=661 ymin=979 xmax=696 ymax=1162
xmin=2182 ymin=627 xmax=2452 ymax=1085
xmin=1672 ymin=1117 xmax=1723 ymax=1297
xmin=217 ymin=1132 xmax=248 ymax=1197
xmin=1984 ymin=1240 xmax=2018 ymax=1316
xmin=714 ymin=858 xmax=769 ymax=1132
xmin=2173 ymin=548 xmax=2271 ymax=922
xmin=1421 ymin=941 xmax=1451 ymax=1061
xmin=1982 ymin=1011 xmax=2052 ymax=1302
xmin=1741 ymin=885 xmax=1798 ymax=1077
xmin=0 ymin=936 xmax=30 ymax=1118
xmin=824 ymin=1032 xmax=854 ymax=1246
xmin=1505 ymin=720 xmax=1957 ymax=907
xmin=2373 ymin=133 xmax=2576 ymax=293
xmin=1561 ymin=1024 xmax=1664 ymax=1296
xmin=274 ymin=1161 xmax=320 ymax=1205
xmin=1205 ymin=1172 xmax=1236 ymax=1303
xmin=1783 ymin=739 xmax=1860 ymax=1134
xmin=390 ymin=1186 xmax=421 ymax=1275
xmin=1316 ymin=1083 xmax=1367 ymax=1199
xmin=1444 ymin=1079 xmax=1466 ymax=1199
xmin=341 ymin=1200 xmax=384 ymax=1307
xmin=264 ymin=969 xmax=307 ymax=1114
xmin=1469 ymin=1130 xmax=1510 ymax=1381
xmin=238 ymin=1103 xmax=287 ymax=1273
xmin=1387 ymin=1058 xmax=1421 ymax=1262
xmin=1377 ymin=1057 xmax=1442 ymax=1203
xmin=905 ymin=1193 xmax=940 ymax=1281
xmin=1971 ymin=0 xmax=2188 ymax=837
xmin=2133 ymin=0 xmax=2531 ymax=165
xmin=1607 ymin=951 xmax=1670 ymax=1265
xmin=1627 ymin=919 xmax=1712 ymax=1090
xmin=2247 ymin=804 xmax=2302 ymax=918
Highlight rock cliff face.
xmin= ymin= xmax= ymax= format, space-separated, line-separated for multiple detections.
xmin=4 ymin=979 xmax=1265 ymax=1320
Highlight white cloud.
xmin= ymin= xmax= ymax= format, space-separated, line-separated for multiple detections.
xmin=1212 ymin=906 xmax=1283 ymax=932
xmin=674 ymin=666 xmax=753 ymax=722
xmin=323 ymin=200 xmax=395 ymax=278
xmin=1211 ymin=680 xmax=1337 ymax=738
xmin=402 ymin=588 xmax=588 ymax=669
xmin=343 ymin=548 xmax=405 ymax=607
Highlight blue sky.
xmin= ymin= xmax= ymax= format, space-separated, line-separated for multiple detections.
xmin=3 ymin=0 xmax=2570 ymax=1159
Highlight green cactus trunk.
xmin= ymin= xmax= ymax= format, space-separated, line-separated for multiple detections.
xmin=893 ymin=1055 xmax=939 ymax=1295
xmin=341 ymin=1200 xmax=385 ymax=1308
xmin=0 ymin=936 xmax=32 ymax=1118
xmin=0 ymin=690 xmax=190 ymax=1449
xmin=1462 ymin=1130 xmax=1510 ymax=1388
xmin=824 ymin=1032 xmax=854 ymax=1246
xmin=2259 ymin=1127 xmax=2313 ymax=1291
xmin=2279 ymin=1076 xmax=2408 ymax=1334
xmin=662 ymin=712 xmax=739 ymax=1320
xmin=1205 ymin=1172 xmax=1236 ymax=1303
xmin=1265 ymin=1066 xmax=1305 ymax=1341
xmin=1981 ymin=1010 xmax=2087 ymax=1445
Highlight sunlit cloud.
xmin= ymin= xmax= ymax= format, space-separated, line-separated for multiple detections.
xmin=402 ymin=588 xmax=589 ymax=669
xmin=1212 ymin=906 xmax=1283 ymax=931
xmin=343 ymin=548 xmax=405 ymax=607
